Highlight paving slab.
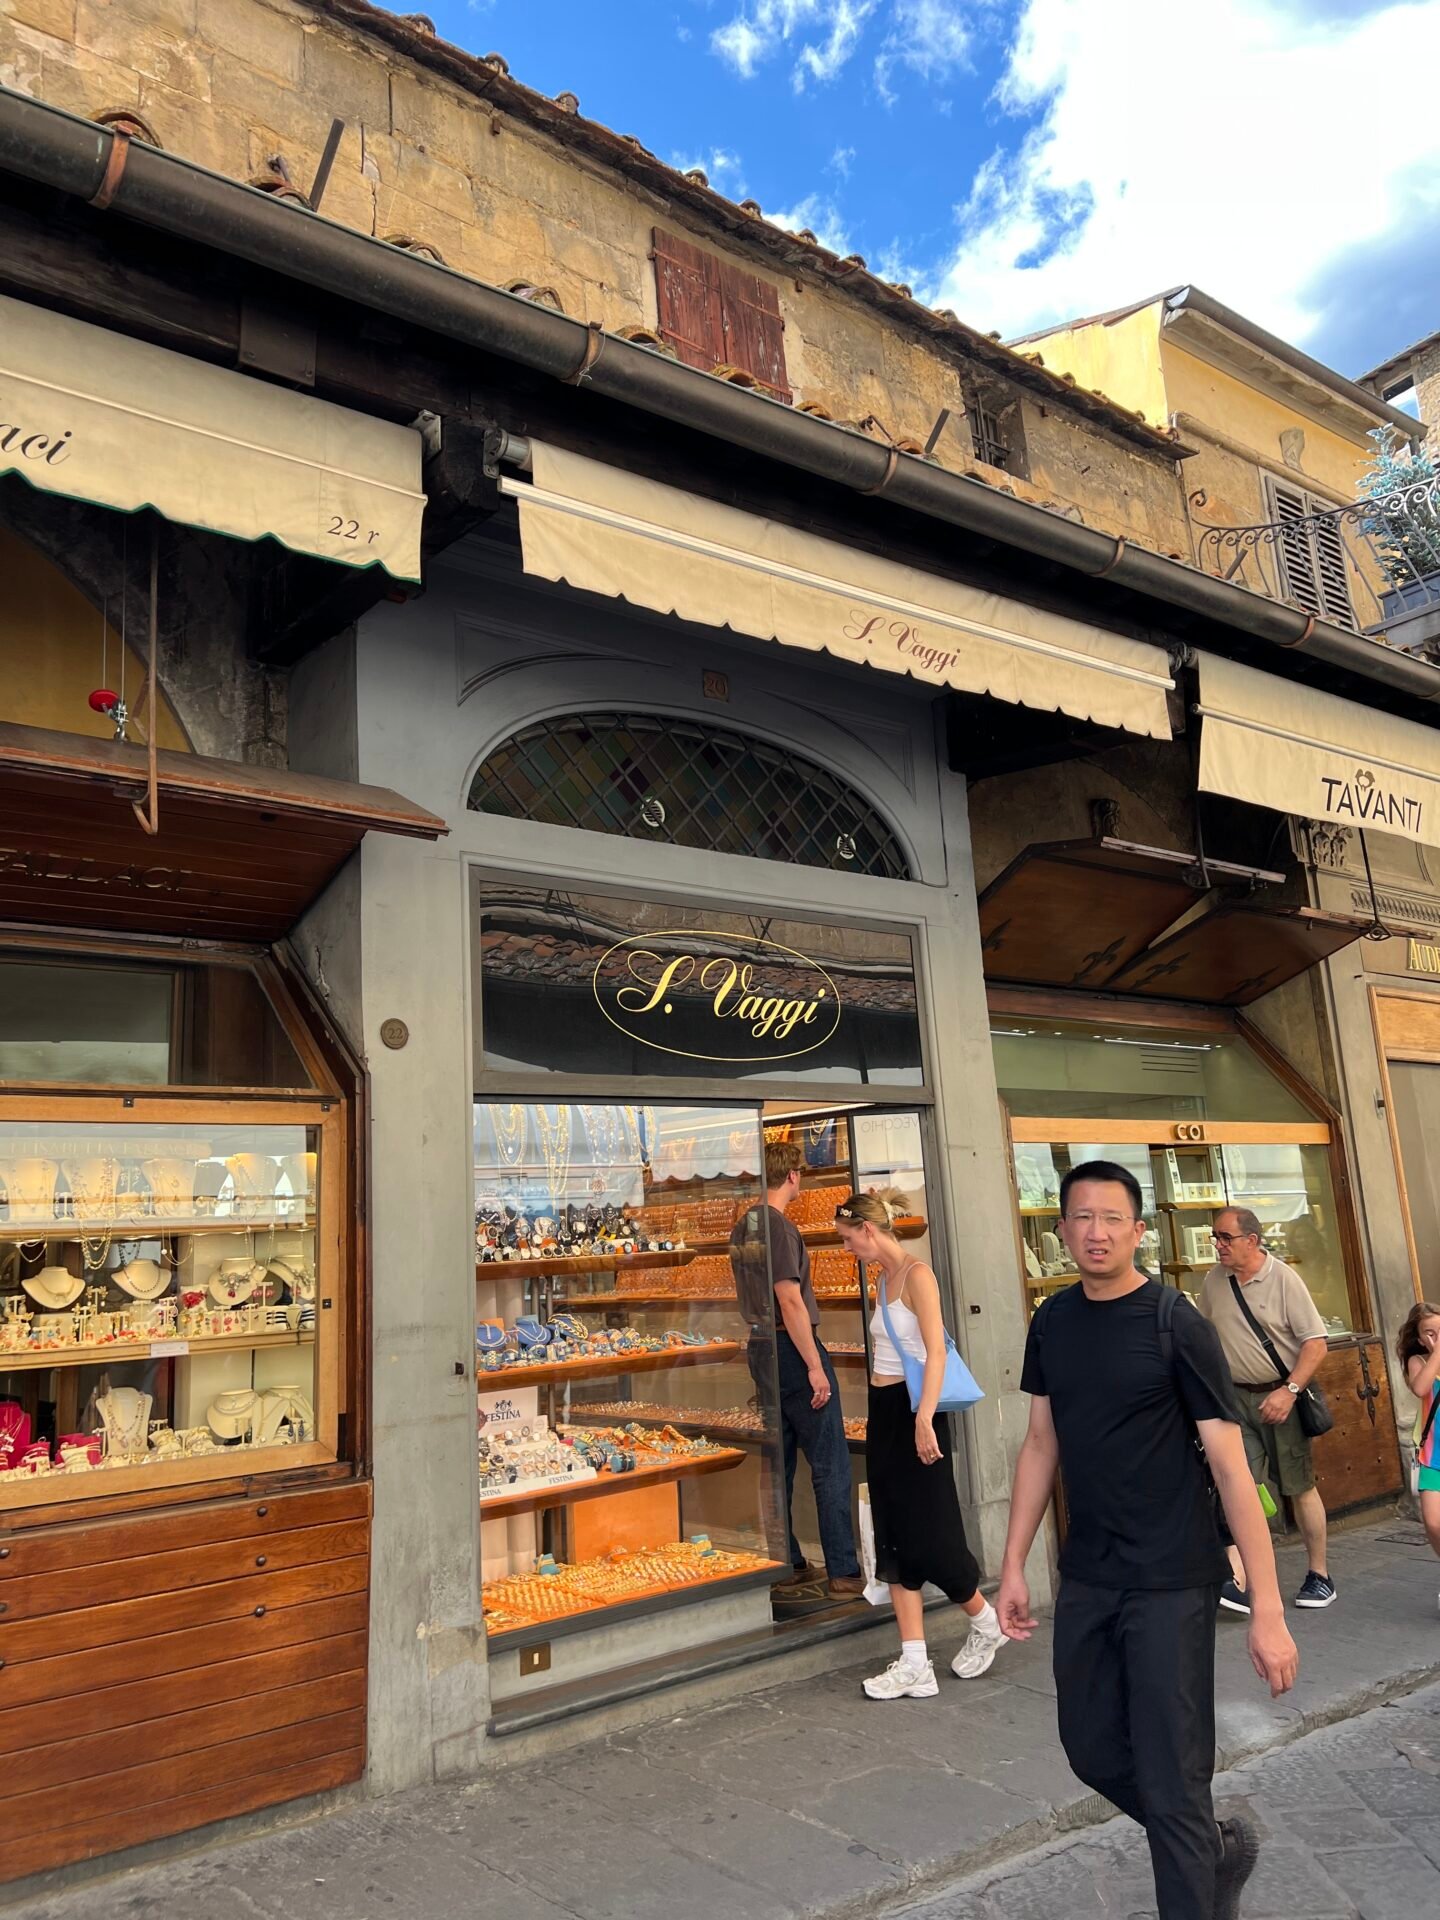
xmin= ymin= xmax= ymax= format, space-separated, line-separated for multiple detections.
xmin=5 ymin=1521 xmax=1439 ymax=1920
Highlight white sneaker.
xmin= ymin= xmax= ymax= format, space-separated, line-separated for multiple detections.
xmin=862 ymin=1655 xmax=938 ymax=1700
xmin=951 ymin=1618 xmax=1007 ymax=1680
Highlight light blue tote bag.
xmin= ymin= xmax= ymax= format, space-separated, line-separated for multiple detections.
xmin=878 ymin=1285 xmax=984 ymax=1414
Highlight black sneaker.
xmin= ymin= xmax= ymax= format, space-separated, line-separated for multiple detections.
xmin=1214 ymin=1815 xmax=1260 ymax=1920
xmin=1218 ymin=1577 xmax=1251 ymax=1615
xmin=1294 ymin=1571 xmax=1337 ymax=1609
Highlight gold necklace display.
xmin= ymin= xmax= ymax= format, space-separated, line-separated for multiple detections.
xmin=490 ymin=1104 xmax=526 ymax=1168
xmin=534 ymin=1105 xmax=572 ymax=1204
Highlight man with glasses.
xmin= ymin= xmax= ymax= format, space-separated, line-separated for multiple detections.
xmin=1200 ymin=1208 xmax=1334 ymax=1613
xmin=997 ymin=1160 xmax=1296 ymax=1920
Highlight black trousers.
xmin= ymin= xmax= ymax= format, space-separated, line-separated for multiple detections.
xmin=1053 ymin=1579 xmax=1222 ymax=1920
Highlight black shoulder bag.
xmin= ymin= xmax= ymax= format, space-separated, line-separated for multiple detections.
xmin=1228 ymin=1275 xmax=1333 ymax=1438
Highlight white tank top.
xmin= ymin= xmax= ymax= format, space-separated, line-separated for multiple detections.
xmin=870 ymin=1263 xmax=928 ymax=1377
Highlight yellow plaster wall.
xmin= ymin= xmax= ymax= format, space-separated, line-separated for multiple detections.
xmin=0 ymin=0 xmax=1186 ymax=549
xmin=0 ymin=527 xmax=190 ymax=745
xmin=1014 ymin=304 xmax=1169 ymax=432
xmin=1161 ymin=345 xmax=1372 ymax=499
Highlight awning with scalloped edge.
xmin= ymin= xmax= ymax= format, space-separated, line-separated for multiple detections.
xmin=0 ymin=293 xmax=424 ymax=580
xmin=506 ymin=442 xmax=1175 ymax=739
xmin=1198 ymin=652 xmax=1440 ymax=849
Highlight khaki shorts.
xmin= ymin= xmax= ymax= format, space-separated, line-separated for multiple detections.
xmin=1236 ymin=1387 xmax=1315 ymax=1500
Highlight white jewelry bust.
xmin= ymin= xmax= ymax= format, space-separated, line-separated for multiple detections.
xmin=114 ymin=1259 xmax=169 ymax=1302
xmin=97 ymin=1387 xmax=152 ymax=1462
xmin=23 ymin=1265 xmax=84 ymax=1310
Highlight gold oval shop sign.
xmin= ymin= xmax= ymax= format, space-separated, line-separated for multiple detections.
xmin=593 ymin=932 xmax=843 ymax=1064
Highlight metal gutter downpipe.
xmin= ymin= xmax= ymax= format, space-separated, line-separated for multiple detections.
xmin=3 ymin=92 xmax=1438 ymax=706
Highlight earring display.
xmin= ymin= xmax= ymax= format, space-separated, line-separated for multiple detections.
xmin=0 ymin=1116 xmax=328 ymax=1504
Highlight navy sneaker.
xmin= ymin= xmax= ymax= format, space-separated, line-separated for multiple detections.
xmin=1218 ymin=1578 xmax=1251 ymax=1616
xmin=1214 ymin=1815 xmax=1261 ymax=1920
xmin=1295 ymin=1570 xmax=1337 ymax=1608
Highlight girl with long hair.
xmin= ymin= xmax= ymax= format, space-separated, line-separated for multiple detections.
xmin=835 ymin=1189 xmax=1003 ymax=1698
xmin=1396 ymin=1299 xmax=1440 ymax=1608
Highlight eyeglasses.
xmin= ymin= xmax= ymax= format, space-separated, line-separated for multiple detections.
xmin=1211 ymin=1230 xmax=1253 ymax=1247
xmin=1064 ymin=1210 xmax=1135 ymax=1230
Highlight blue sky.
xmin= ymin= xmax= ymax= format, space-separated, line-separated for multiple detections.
xmin=431 ymin=0 xmax=1440 ymax=379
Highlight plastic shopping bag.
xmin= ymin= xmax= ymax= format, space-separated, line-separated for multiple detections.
xmin=858 ymin=1484 xmax=890 ymax=1607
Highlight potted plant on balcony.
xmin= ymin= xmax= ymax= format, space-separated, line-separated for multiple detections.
xmin=1359 ymin=425 xmax=1440 ymax=649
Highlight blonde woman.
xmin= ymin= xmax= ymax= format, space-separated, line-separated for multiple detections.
xmin=835 ymin=1190 xmax=1003 ymax=1698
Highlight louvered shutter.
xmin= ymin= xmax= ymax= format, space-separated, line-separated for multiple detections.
xmin=1267 ymin=477 xmax=1358 ymax=631
xmin=652 ymin=231 xmax=791 ymax=401
xmin=715 ymin=259 xmax=791 ymax=402
xmin=652 ymin=229 xmax=726 ymax=373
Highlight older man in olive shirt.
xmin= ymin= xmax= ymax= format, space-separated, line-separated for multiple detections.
xmin=1199 ymin=1207 xmax=1333 ymax=1611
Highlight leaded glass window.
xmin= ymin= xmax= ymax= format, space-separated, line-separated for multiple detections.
xmin=468 ymin=712 xmax=910 ymax=879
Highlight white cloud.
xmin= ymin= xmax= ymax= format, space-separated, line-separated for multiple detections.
xmin=711 ymin=0 xmax=879 ymax=89
xmin=933 ymin=0 xmax=1440 ymax=358
xmin=829 ymin=144 xmax=857 ymax=179
xmin=875 ymin=0 xmax=974 ymax=105
xmin=765 ymin=192 xmax=854 ymax=255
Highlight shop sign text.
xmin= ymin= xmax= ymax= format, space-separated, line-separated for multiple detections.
xmin=1408 ymin=938 xmax=1440 ymax=976
xmin=0 ymin=846 xmax=192 ymax=894
xmin=594 ymin=932 xmax=843 ymax=1063
xmin=1319 ymin=767 xmax=1423 ymax=837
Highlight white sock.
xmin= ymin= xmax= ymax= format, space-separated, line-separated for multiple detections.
xmin=970 ymin=1599 xmax=1000 ymax=1636
xmin=901 ymin=1639 xmax=928 ymax=1668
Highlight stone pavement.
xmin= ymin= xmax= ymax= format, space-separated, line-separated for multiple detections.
xmin=914 ymin=1676 xmax=1440 ymax=1918
xmin=7 ymin=1518 xmax=1439 ymax=1919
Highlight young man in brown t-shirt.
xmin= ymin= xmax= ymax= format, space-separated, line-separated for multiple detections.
xmin=731 ymin=1139 xmax=862 ymax=1597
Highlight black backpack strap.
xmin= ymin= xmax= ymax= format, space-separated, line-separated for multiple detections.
xmin=1420 ymin=1387 xmax=1440 ymax=1456
xmin=1155 ymin=1276 xmax=1178 ymax=1367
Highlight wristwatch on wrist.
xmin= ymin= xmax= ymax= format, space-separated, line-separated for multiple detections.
xmin=1285 ymin=1381 xmax=1301 ymax=1395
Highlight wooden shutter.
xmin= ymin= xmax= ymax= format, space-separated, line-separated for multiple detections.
xmin=715 ymin=259 xmax=791 ymax=402
xmin=1267 ymin=477 xmax=1358 ymax=631
xmin=652 ymin=229 xmax=726 ymax=374
xmin=652 ymin=230 xmax=791 ymax=402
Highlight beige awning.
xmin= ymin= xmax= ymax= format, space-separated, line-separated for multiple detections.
xmin=1197 ymin=652 xmax=1440 ymax=847
xmin=0 ymin=294 xmax=424 ymax=581
xmin=506 ymin=442 xmax=1174 ymax=739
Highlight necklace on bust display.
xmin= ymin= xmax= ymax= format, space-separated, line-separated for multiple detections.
xmin=23 ymin=1265 xmax=84 ymax=1310
xmin=97 ymin=1386 xmax=152 ymax=1462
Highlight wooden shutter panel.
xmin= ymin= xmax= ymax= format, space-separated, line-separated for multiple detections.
xmin=652 ymin=228 xmax=726 ymax=373
xmin=1267 ymin=477 xmax=1358 ymax=630
xmin=715 ymin=259 xmax=791 ymax=402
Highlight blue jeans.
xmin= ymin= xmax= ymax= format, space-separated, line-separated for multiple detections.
xmin=750 ymin=1328 xmax=859 ymax=1578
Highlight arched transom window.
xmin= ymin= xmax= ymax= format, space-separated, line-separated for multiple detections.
xmin=468 ymin=711 xmax=910 ymax=879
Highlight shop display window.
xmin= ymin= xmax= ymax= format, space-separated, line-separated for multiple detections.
xmin=0 ymin=950 xmax=344 ymax=1507
xmin=0 ymin=1112 xmax=336 ymax=1503
xmin=474 ymin=1102 xmax=785 ymax=1679
xmin=473 ymin=1098 xmax=935 ymax=1699
xmin=994 ymin=1020 xmax=1314 ymax=1123
xmin=1383 ymin=1060 xmax=1440 ymax=1299
xmin=999 ymin=1017 xmax=1352 ymax=1332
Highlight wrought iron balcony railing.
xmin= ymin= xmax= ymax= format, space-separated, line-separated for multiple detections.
xmin=1196 ymin=474 xmax=1440 ymax=652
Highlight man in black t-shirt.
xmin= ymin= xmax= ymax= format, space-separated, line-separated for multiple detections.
xmin=998 ymin=1161 xmax=1298 ymax=1920
xmin=730 ymin=1139 xmax=862 ymax=1598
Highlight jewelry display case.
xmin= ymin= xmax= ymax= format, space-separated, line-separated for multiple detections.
xmin=0 ymin=1106 xmax=338 ymax=1504
xmin=474 ymin=1102 xmax=786 ymax=1661
xmin=475 ymin=1101 xmax=934 ymax=1684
